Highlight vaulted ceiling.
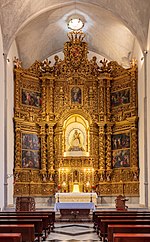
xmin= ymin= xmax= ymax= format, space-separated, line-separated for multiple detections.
xmin=0 ymin=0 xmax=149 ymax=68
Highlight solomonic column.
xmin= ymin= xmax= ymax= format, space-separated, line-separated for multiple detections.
xmin=14 ymin=123 xmax=22 ymax=169
xmin=98 ymin=78 xmax=105 ymax=122
xmin=106 ymin=123 xmax=113 ymax=181
xmin=47 ymin=78 xmax=54 ymax=121
xmin=39 ymin=123 xmax=47 ymax=180
xmin=106 ymin=78 xmax=111 ymax=121
xmin=47 ymin=123 xmax=55 ymax=181
xmin=130 ymin=119 xmax=139 ymax=180
xmin=97 ymin=123 xmax=106 ymax=181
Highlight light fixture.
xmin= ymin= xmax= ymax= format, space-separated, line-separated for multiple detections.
xmin=67 ymin=18 xmax=84 ymax=31
xmin=144 ymin=50 xmax=148 ymax=54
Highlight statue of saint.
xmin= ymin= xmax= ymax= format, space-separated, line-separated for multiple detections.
xmin=68 ymin=130 xmax=84 ymax=151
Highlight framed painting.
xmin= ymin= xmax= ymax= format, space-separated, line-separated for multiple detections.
xmin=112 ymin=133 xmax=130 ymax=150
xmin=71 ymin=86 xmax=82 ymax=105
xmin=22 ymin=89 xmax=42 ymax=108
xmin=22 ymin=150 xmax=40 ymax=168
xmin=22 ymin=133 xmax=40 ymax=150
xmin=112 ymin=149 xmax=130 ymax=168
xmin=111 ymin=88 xmax=130 ymax=107
xmin=22 ymin=133 xmax=40 ymax=169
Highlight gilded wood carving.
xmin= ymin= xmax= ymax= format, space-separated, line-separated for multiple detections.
xmin=13 ymin=31 xmax=139 ymax=197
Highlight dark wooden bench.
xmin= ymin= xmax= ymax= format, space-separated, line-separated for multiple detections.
xmin=101 ymin=219 xmax=150 ymax=242
xmin=108 ymin=224 xmax=150 ymax=242
xmin=0 ymin=215 xmax=49 ymax=240
xmin=0 ymin=233 xmax=22 ymax=242
xmin=0 ymin=210 xmax=55 ymax=232
xmin=0 ymin=224 xmax=34 ymax=242
xmin=113 ymin=233 xmax=150 ymax=242
xmin=96 ymin=214 xmax=150 ymax=237
xmin=0 ymin=218 xmax=43 ymax=242
xmin=93 ymin=210 xmax=150 ymax=230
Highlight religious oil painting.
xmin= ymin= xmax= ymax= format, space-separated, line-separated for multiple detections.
xmin=22 ymin=133 xmax=40 ymax=168
xmin=112 ymin=149 xmax=130 ymax=168
xmin=22 ymin=89 xmax=42 ymax=107
xmin=112 ymin=133 xmax=130 ymax=150
xmin=111 ymin=88 xmax=130 ymax=107
xmin=71 ymin=86 xmax=82 ymax=104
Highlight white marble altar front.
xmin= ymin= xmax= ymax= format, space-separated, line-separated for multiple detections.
xmin=55 ymin=192 xmax=97 ymax=205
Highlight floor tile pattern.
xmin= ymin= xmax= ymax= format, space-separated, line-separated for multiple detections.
xmin=46 ymin=223 xmax=99 ymax=241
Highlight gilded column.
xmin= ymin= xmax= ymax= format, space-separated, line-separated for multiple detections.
xmin=57 ymin=125 xmax=63 ymax=157
xmin=89 ymin=124 xmax=96 ymax=157
xmin=47 ymin=78 xmax=54 ymax=121
xmin=106 ymin=123 xmax=113 ymax=181
xmin=130 ymin=120 xmax=139 ymax=180
xmin=39 ymin=123 xmax=47 ymax=179
xmin=47 ymin=123 xmax=55 ymax=181
xmin=130 ymin=65 xmax=137 ymax=116
xmin=59 ymin=86 xmax=64 ymax=107
xmin=41 ymin=78 xmax=46 ymax=121
xmin=14 ymin=123 xmax=22 ymax=169
xmin=97 ymin=123 xmax=105 ymax=181
xmin=98 ymin=78 xmax=105 ymax=121
xmin=89 ymin=86 xmax=94 ymax=110
xmin=106 ymin=78 xmax=111 ymax=121
xmin=14 ymin=70 xmax=21 ymax=118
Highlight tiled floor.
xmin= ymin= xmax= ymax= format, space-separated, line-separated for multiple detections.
xmin=46 ymin=222 xmax=99 ymax=241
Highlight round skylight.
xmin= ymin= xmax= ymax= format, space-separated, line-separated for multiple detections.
xmin=68 ymin=18 xmax=84 ymax=30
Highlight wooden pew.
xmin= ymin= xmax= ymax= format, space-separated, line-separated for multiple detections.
xmin=0 ymin=218 xmax=42 ymax=242
xmin=0 ymin=210 xmax=55 ymax=232
xmin=101 ymin=219 xmax=150 ymax=242
xmin=96 ymin=214 xmax=150 ymax=237
xmin=108 ymin=224 xmax=150 ymax=242
xmin=93 ymin=210 xmax=150 ymax=230
xmin=113 ymin=233 xmax=150 ymax=242
xmin=0 ymin=215 xmax=49 ymax=240
xmin=93 ymin=212 xmax=150 ymax=235
xmin=0 ymin=224 xmax=34 ymax=242
xmin=0 ymin=233 xmax=22 ymax=242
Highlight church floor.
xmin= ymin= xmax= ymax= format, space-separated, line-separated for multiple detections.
xmin=45 ymin=222 xmax=99 ymax=241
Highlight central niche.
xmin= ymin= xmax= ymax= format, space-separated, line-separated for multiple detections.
xmin=63 ymin=114 xmax=89 ymax=157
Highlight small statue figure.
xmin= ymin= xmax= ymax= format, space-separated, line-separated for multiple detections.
xmin=13 ymin=56 xmax=22 ymax=69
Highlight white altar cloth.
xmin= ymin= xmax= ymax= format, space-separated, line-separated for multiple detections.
xmin=54 ymin=202 xmax=95 ymax=211
xmin=55 ymin=192 xmax=97 ymax=204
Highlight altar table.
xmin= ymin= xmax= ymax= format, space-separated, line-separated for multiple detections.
xmin=55 ymin=192 xmax=97 ymax=204
xmin=54 ymin=202 xmax=95 ymax=219
xmin=54 ymin=202 xmax=95 ymax=210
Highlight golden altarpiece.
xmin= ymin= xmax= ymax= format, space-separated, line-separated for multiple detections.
xmin=13 ymin=31 xmax=139 ymax=198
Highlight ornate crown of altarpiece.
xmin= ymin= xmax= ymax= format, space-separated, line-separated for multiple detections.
xmin=13 ymin=30 xmax=139 ymax=197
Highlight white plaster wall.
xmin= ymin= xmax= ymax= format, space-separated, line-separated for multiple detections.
xmin=147 ymin=20 xmax=150 ymax=208
xmin=7 ymin=41 xmax=19 ymax=207
xmin=132 ymin=39 xmax=145 ymax=206
xmin=0 ymin=26 xmax=5 ymax=210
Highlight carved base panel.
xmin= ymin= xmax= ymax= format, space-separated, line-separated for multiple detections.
xmin=14 ymin=183 xmax=55 ymax=196
xmin=97 ymin=181 xmax=139 ymax=196
xmin=14 ymin=181 xmax=139 ymax=197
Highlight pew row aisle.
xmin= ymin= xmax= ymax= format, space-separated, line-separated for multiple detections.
xmin=0 ymin=210 xmax=55 ymax=242
xmin=92 ymin=210 xmax=150 ymax=242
